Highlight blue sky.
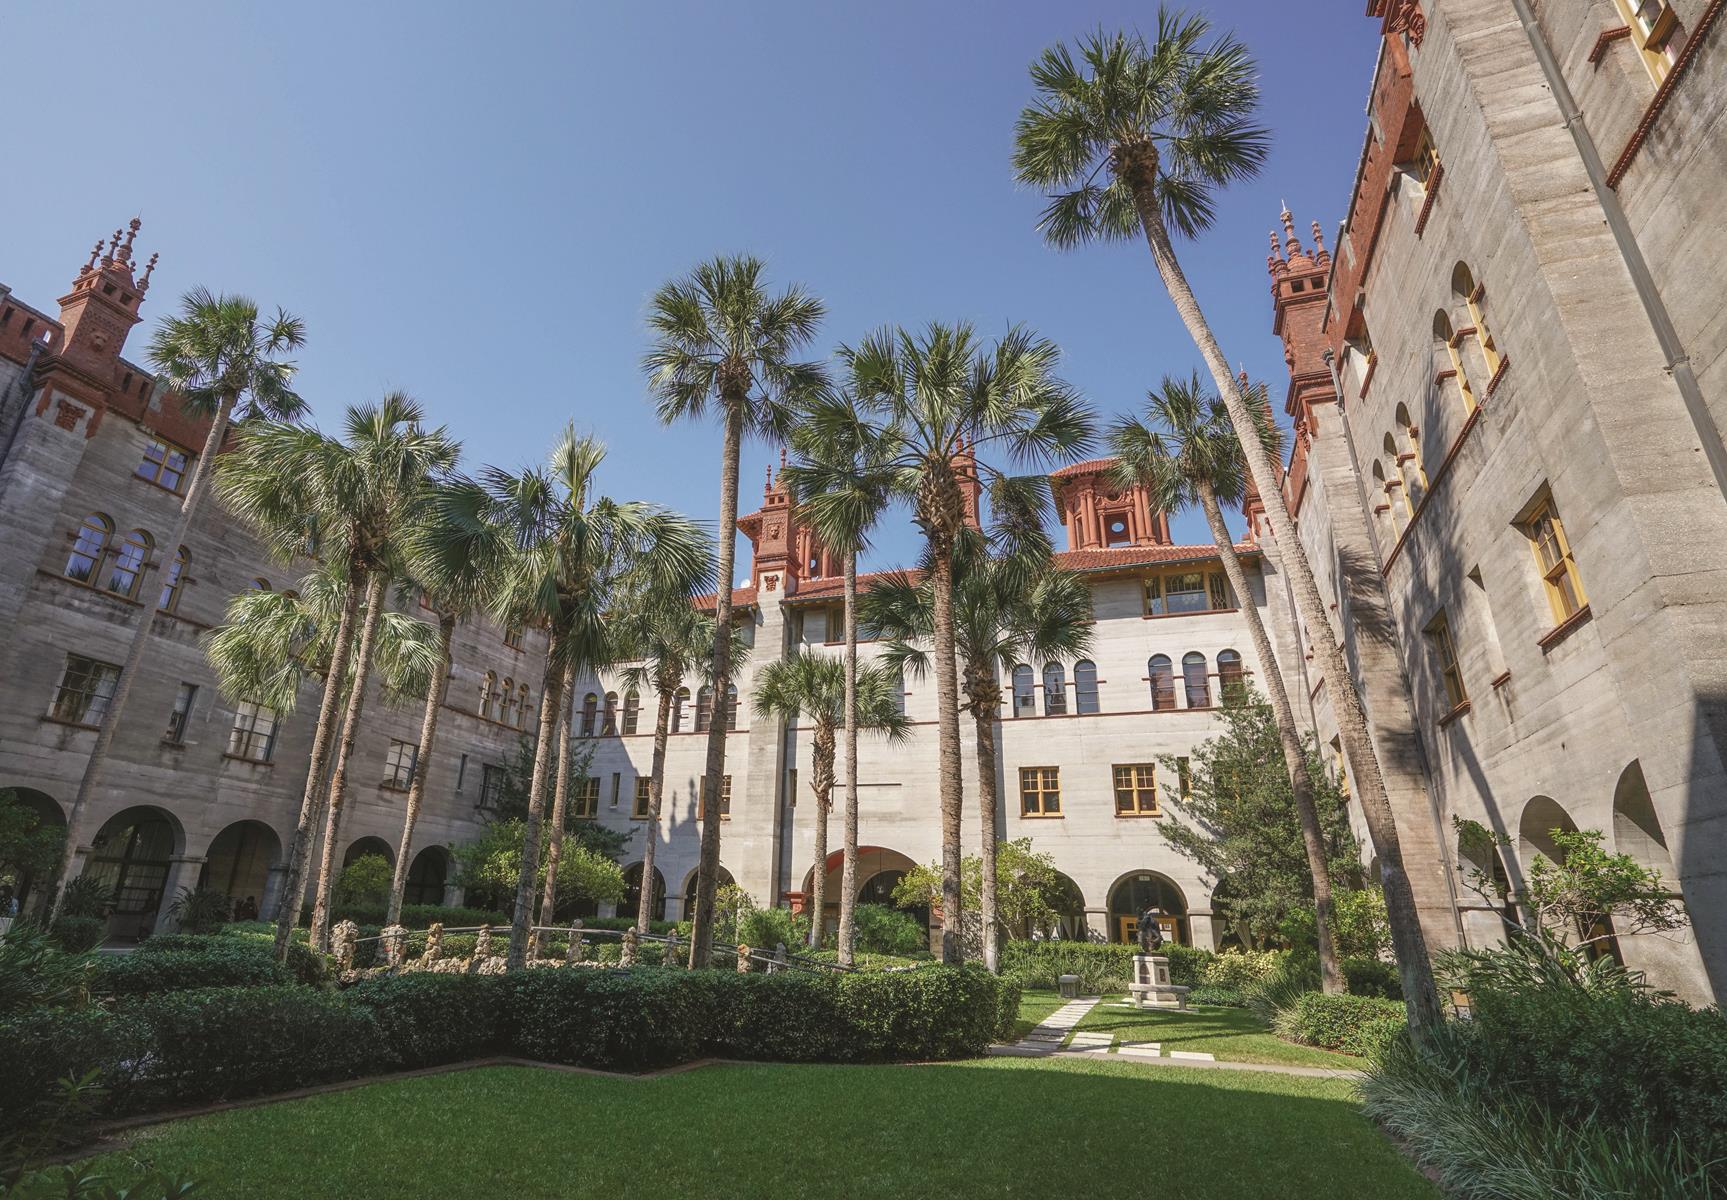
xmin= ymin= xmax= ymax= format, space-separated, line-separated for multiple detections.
xmin=0 ymin=2 xmax=1380 ymax=577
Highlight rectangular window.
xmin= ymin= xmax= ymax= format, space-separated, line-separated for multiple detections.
xmin=384 ymin=738 xmax=418 ymax=788
xmin=633 ymin=777 xmax=652 ymax=819
xmin=135 ymin=438 xmax=191 ymax=492
xmin=1019 ymin=766 xmax=1062 ymax=817
xmin=164 ymin=682 xmax=197 ymax=744
xmin=227 ymin=701 xmax=279 ymax=763
xmin=610 ymin=771 xmax=621 ymax=809
xmin=1520 ymin=493 xmax=1587 ymax=626
xmin=573 ymin=777 xmax=600 ymax=820
xmin=502 ymin=624 xmax=524 ymax=650
xmin=1176 ymin=756 xmax=1192 ymax=802
xmin=479 ymin=763 xmax=507 ymax=811
xmin=456 ymin=753 xmax=469 ymax=794
xmin=50 ymin=654 xmax=120 ymax=726
xmin=823 ymin=604 xmax=879 ymax=643
xmin=1615 ymin=0 xmax=1682 ymax=82
xmin=1407 ymin=127 xmax=1439 ymax=188
xmin=1112 ymin=763 xmax=1159 ymax=816
xmin=1143 ymin=569 xmax=1233 ymax=616
xmin=1425 ymin=611 xmax=1468 ymax=711
xmin=699 ymin=775 xmax=732 ymax=821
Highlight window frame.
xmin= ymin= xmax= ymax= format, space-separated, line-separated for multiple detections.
xmin=699 ymin=774 xmax=732 ymax=821
xmin=164 ymin=681 xmax=198 ymax=744
xmin=50 ymin=653 xmax=121 ymax=726
xmin=135 ymin=437 xmax=192 ymax=493
xmin=1142 ymin=567 xmax=1234 ymax=617
xmin=1519 ymin=492 xmax=1588 ymax=627
xmin=633 ymin=776 xmax=652 ymax=819
xmin=1112 ymin=763 xmax=1160 ymax=817
xmin=226 ymin=700 xmax=279 ymax=763
xmin=383 ymin=738 xmax=419 ymax=789
xmin=572 ymin=776 xmax=600 ymax=820
xmin=1019 ymin=766 xmax=1062 ymax=817
xmin=1425 ymin=610 xmax=1469 ymax=712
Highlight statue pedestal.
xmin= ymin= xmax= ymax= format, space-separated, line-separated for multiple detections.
xmin=1127 ymin=954 xmax=1190 ymax=1010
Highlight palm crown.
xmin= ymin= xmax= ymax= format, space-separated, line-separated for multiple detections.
xmin=1108 ymin=372 xmax=1282 ymax=513
xmin=1012 ymin=12 xmax=1270 ymax=244
xmin=147 ymin=287 xmax=307 ymax=421
xmin=779 ymin=391 xmax=898 ymax=564
xmin=752 ymin=653 xmax=910 ymax=743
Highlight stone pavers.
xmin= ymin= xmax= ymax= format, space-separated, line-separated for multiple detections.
xmin=1016 ymin=997 xmax=1100 ymax=1053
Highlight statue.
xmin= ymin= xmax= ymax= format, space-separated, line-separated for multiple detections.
xmin=1137 ymin=910 xmax=1165 ymax=955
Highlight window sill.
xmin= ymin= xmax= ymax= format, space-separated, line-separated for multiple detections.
xmin=1018 ymin=813 xmax=1065 ymax=820
xmin=160 ymin=738 xmax=187 ymax=749
xmin=131 ymin=473 xmax=187 ymax=498
xmin=1437 ymin=699 xmax=1472 ymax=728
xmin=1413 ymin=160 xmax=1443 ymax=236
xmin=1141 ymin=608 xmax=1238 ymax=621
xmin=1490 ymin=671 xmax=1512 ymax=691
xmin=1538 ymin=604 xmax=1592 ymax=652
xmin=379 ymin=781 xmax=410 ymax=794
xmin=38 ymin=568 xmax=144 ymax=607
xmin=41 ymin=714 xmax=101 ymax=732
xmin=222 ymin=752 xmax=274 ymax=767
xmin=1485 ymin=356 xmax=1511 ymax=399
xmin=1589 ymin=25 xmax=1632 ymax=65
xmin=1115 ymin=811 xmax=1163 ymax=819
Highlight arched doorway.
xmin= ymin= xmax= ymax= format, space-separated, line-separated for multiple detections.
xmin=621 ymin=863 xmax=666 ymax=922
xmin=200 ymin=821 xmax=281 ymax=922
xmin=682 ymin=865 xmax=735 ymax=914
xmin=344 ymin=836 xmax=395 ymax=868
xmin=404 ymin=846 xmax=450 ymax=908
xmin=1107 ymin=871 xmax=1188 ymax=945
xmin=1031 ymin=872 xmax=1087 ymax=940
xmin=1520 ymin=795 xmax=1620 ymax=962
xmin=0 ymin=787 xmax=66 ymax=914
xmin=81 ymin=806 xmax=184 ymax=943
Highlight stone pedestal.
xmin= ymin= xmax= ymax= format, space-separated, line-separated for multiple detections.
xmin=1127 ymin=954 xmax=1190 ymax=1010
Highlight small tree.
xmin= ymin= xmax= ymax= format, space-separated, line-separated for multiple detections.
xmin=0 ymin=791 xmax=64 ymax=905
xmin=450 ymin=821 xmax=626 ymax=919
xmin=334 ymin=854 xmax=393 ymax=909
xmin=1157 ymin=693 xmax=1360 ymax=950
xmin=893 ymin=838 xmax=1064 ymax=956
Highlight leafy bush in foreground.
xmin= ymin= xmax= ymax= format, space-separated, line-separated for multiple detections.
xmin=93 ymin=945 xmax=293 ymax=996
xmin=1272 ymin=991 xmax=1403 ymax=1057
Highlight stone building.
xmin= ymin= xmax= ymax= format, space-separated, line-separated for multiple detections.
xmin=1257 ymin=0 xmax=1727 ymax=1005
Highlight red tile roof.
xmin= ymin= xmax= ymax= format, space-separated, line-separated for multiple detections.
xmin=1048 ymin=457 xmax=1120 ymax=478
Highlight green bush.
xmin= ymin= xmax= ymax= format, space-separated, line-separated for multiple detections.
xmin=49 ymin=917 xmax=104 ymax=954
xmin=1342 ymin=955 xmax=1401 ymax=1000
xmin=1273 ymin=991 xmax=1405 ymax=1057
xmin=0 ymin=926 xmax=94 ymax=1016
xmin=1187 ymin=983 xmax=1247 ymax=1008
xmin=93 ymin=945 xmax=292 ymax=996
xmin=165 ymin=886 xmax=231 ymax=935
xmin=145 ymin=929 xmax=328 ymax=985
xmin=346 ymin=974 xmax=505 ymax=1068
xmin=505 ymin=968 xmax=714 ymax=1071
xmin=1200 ymin=949 xmax=1284 ymax=990
xmin=851 ymin=904 xmax=926 ymax=956
xmin=0 ymin=1006 xmax=145 ymax=1130
xmin=999 ymin=940 xmax=1213 ymax=993
xmin=1242 ymin=948 xmax=1321 ymax=1025
xmin=737 ymin=906 xmax=808 ymax=953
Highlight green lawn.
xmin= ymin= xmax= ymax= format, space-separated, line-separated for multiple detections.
xmin=1073 ymin=999 xmax=1362 ymax=1069
xmin=48 ymin=1061 xmax=1433 ymax=1199
xmin=1013 ymin=986 xmax=1068 ymax=1039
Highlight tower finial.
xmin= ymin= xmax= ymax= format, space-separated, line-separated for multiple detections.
xmin=116 ymin=217 xmax=140 ymax=266
xmin=104 ymin=229 xmax=123 ymax=266
xmin=139 ymin=252 xmax=159 ymax=293
xmin=1281 ymin=206 xmax=1300 ymax=256
xmin=84 ymin=241 xmax=103 ymax=273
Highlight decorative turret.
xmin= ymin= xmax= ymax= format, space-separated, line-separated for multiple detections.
xmin=56 ymin=217 xmax=155 ymax=375
xmin=1267 ymin=207 xmax=1337 ymax=423
xmin=1048 ymin=458 xmax=1171 ymax=552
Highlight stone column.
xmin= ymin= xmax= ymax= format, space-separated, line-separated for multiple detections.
xmin=1186 ymin=908 xmax=1218 ymax=951
xmin=259 ymin=865 xmax=289 ymax=922
xmin=152 ymin=855 xmax=207 ymax=935
xmin=441 ymin=882 xmax=464 ymax=908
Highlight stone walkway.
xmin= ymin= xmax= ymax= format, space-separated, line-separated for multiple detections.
xmin=1015 ymin=996 xmax=1100 ymax=1052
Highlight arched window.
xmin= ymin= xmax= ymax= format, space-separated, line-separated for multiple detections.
xmin=602 ymin=691 xmax=619 ymax=735
xmin=1434 ymin=310 xmax=1476 ymax=415
xmin=480 ymin=672 xmax=498 ymax=721
xmin=516 ymin=684 xmax=530 ymax=729
xmin=1382 ymin=433 xmax=1412 ymax=522
xmin=580 ymin=692 xmax=599 ymax=737
xmin=725 ymin=684 xmax=740 ymax=730
xmin=889 ymin=666 xmax=906 ymax=716
xmin=1182 ymin=652 xmax=1210 ymax=709
xmin=157 ymin=547 xmax=190 ymax=612
xmin=1453 ymin=262 xmax=1501 ymax=384
xmin=1148 ymin=655 xmax=1176 ymax=711
xmin=673 ymin=686 xmax=690 ymax=733
xmin=250 ymin=577 xmax=272 ymax=591
xmin=64 ymin=513 xmax=113 ymax=584
xmin=695 ymin=686 xmax=713 ymax=733
xmin=1395 ymin=403 xmax=1427 ymax=507
xmin=1042 ymin=663 xmax=1067 ymax=716
xmin=1217 ymin=649 xmax=1245 ymax=704
xmin=1074 ymin=660 xmax=1099 ymax=715
xmin=500 ymin=678 xmax=517 ymax=728
xmin=105 ymin=529 xmax=153 ymax=599
xmin=1011 ymin=665 xmax=1036 ymax=718
xmin=1371 ymin=461 xmax=1400 ymax=541
xmin=622 ymin=690 xmax=641 ymax=735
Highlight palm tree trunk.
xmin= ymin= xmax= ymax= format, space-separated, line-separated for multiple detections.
xmin=635 ymin=685 xmax=675 ymax=939
xmin=971 ymin=685 xmax=1002 ymax=972
xmin=836 ymin=549 xmax=862 ymax=967
xmin=537 ymin=662 xmax=578 ymax=923
xmin=1123 ymin=156 xmax=1440 ymax=1027
xmin=272 ymin=562 xmax=362 ymax=959
xmin=508 ymin=631 xmax=567 ymax=968
xmin=385 ymin=610 xmax=455 ymax=927
xmin=50 ymin=391 xmax=239 ymax=922
xmin=691 ymin=402 xmax=744 ymax=969
xmin=929 ymin=542 xmax=965 ymax=965
xmin=309 ymin=568 xmax=388 ymax=951
xmin=1197 ymin=480 xmax=1344 ymax=993
xmin=809 ymin=724 xmax=836 ymax=949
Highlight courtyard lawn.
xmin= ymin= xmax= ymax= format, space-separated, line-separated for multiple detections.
xmin=1012 ymin=986 xmax=1068 ymax=1039
xmin=1073 ymin=999 xmax=1363 ymax=1069
xmin=52 ymin=1060 xmax=1432 ymax=1199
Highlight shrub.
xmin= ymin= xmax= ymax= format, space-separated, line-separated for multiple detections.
xmin=1242 ymin=948 xmax=1321 ymax=1025
xmin=1187 ymin=983 xmax=1247 ymax=1008
xmin=333 ymin=854 xmax=393 ymax=908
xmin=1200 ymin=949 xmax=1283 ymax=990
xmin=58 ymin=877 xmax=110 ymax=920
xmin=1273 ymin=991 xmax=1405 ymax=1057
xmin=505 ymin=969 xmax=711 ymax=1071
xmin=851 ymin=904 xmax=926 ymax=956
xmin=49 ymin=917 xmax=104 ymax=954
xmin=148 ymin=929 xmax=328 ymax=985
xmin=1342 ymin=955 xmax=1401 ymax=1000
xmin=0 ymin=1006 xmax=145 ymax=1130
xmin=346 ymin=974 xmax=505 ymax=1068
xmin=165 ymin=886 xmax=231 ymax=935
xmin=834 ymin=967 xmax=1012 ymax=1060
xmin=737 ymin=906 xmax=808 ymax=953
xmin=93 ymin=945 xmax=293 ymax=996
xmin=999 ymin=941 xmax=1217 ymax=993
xmin=0 ymin=926 xmax=94 ymax=1016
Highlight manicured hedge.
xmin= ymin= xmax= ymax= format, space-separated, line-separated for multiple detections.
xmin=345 ymin=973 xmax=505 ymax=1069
xmin=140 ymin=930 xmax=327 ymax=986
xmin=94 ymin=945 xmax=294 ymax=996
xmin=1273 ymin=991 xmax=1405 ymax=1057
xmin=1341 ymin=955 xmax=1402 ymax=1001
xmin=1000 ymin=940 xmax=1213 ymax=993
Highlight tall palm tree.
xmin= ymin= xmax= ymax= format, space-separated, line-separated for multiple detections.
xmin=643 ymin=254 xmax=829 ymax=966
xmin=864 ymin=537 xmax=1092 ymax=970
xmin=614 ymin=594 xmax=732 ymax=942
xmin=780 ymin=395 xmax=897 ymax=966
xmin=389 ymin=480 xmax=507 ymax=926
xmin=838 ymin=323 xmax=1094 ymax=963
xmin=448 ymin=428 xmax=709 ymax=968
xmin=1012 ymin=14 xmax=1441 ymax=1026
xmin=753 ymin=654 xmax=911 ymax=946
xmin=1112 ymin=373 xmax=1344 ymax=993
xmin=221 ymin=393 xmax=459 ymax=951
xmin=536 ymin=662 xmax=578 ymax=927
xmin=49 ymin=291 xmax=305 ymax=920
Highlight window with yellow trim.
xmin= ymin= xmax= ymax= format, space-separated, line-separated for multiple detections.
xmin=1112 ymin=763 xmax=1159 ymax=816
xmin=1142 ymin=568 xmax=1232 ymax=616
xmin=1425 ymin=610 xmax=1468 ymax=711
xmin=1434 ymin=311 xmax=1477 ymax=414
xmin=573 ymin=776 xmax=599 ymax=820
xmin=1019 ymin=766 xmax=1062 ymax=816
xmin=1405 ymin=126 xmax=1439 ymax=188
xmin=1615 ymin=0 xmax=1682 ymax=82
xmin=699 ymin=775 xmax=731 ymax=821
xmin=1519 ymin=493 xmax=1588 ymax=625
xmin=633 ymin=777 xmax=652 ymax=818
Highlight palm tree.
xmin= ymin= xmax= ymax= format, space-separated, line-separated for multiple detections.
xmin=753 ymin=654 xmax=911 ymax=947
xmin=643 ymin=254 xmax=829 ymax=966
xmin=614 ymin=594 xmax=732 ymax=942
xmin=49 ymin=291 xmax=305 ymax=920
xmin=220 ymin=393 xmax=458 ymax=951
xmin=1112 ymin=373 xmax=1344 ymax=993
xmin=780 ymin=395 xmax=897 ymax=966
xmin=1013 ymin=14 xmax=1442 ymax=1026
xmin=449 ymin=428 xmax=709 ymax=968
xmin=864 ymin=537 xmax=1092 ymax=970
xmin=536 ymin=662 xmax=578 ymax=927
xmin=839 ymin=323 xmax=1094 ymax=963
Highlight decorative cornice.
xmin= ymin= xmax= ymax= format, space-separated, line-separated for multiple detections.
xmin=1608 ymin=0 xmax=1725 ymax=188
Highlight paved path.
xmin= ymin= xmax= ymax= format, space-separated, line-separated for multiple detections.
xmin=1016 ymin=996 xmax=1100 ymax=1052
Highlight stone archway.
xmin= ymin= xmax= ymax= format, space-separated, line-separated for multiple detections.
xmin=1031 ymin=871 xmax=1087 ymax=941
xmin=1519 ymin=795 xmax=1621 ymax=963
xmin=404 ymin=846 xmax=451 ymax=908
xmin=804 ymin=847 xmax=927 ymax=938
xmin=1106 ymin=870 xmax=1188 ymax=946
xmin=81 ymin=805 xmax=186 ymax=943
xmin=621 ymin=862 xmax=666 ymax=922
xmin=200 ymin=820 xmax=282 ymax=922
xmin=344 ymin=836 xmax=395 ymax=868
xmin=0 ymin=787 xmax=66 ymax=914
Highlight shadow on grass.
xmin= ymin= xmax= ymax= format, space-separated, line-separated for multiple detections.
xmin=1076 ymin=1001 xmax=1360 ymax=1068
xmin=54 ymin=1059 xmax=1433 ymax=1200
